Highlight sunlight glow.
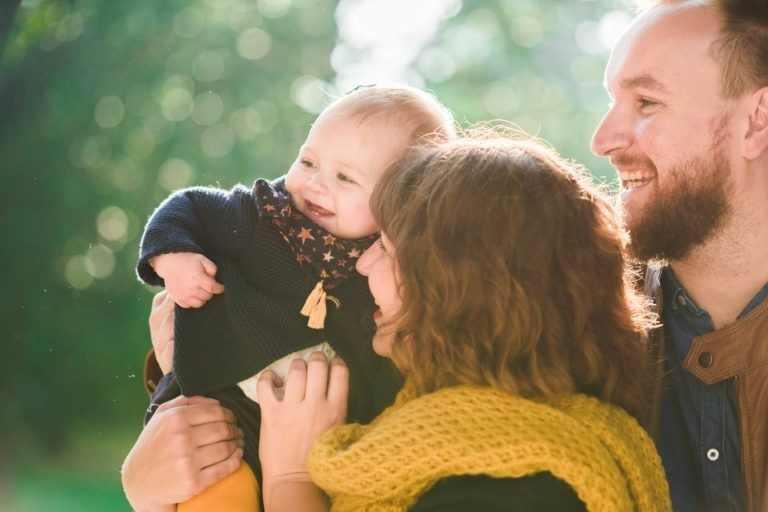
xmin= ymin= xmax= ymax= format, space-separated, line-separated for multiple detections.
xmin=332 ymin=0 xmax=461 ymax=89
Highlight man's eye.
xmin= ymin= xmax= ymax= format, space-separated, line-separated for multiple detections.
xmin=637 ymin=98 xmax=657 ymax=110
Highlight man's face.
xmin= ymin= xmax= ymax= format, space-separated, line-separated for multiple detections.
xmin=590 ymin=2 xmax=735 ymax=261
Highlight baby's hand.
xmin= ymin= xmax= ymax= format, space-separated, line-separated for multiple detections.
xmin=152 ymin=252 xmax=225 ymax=308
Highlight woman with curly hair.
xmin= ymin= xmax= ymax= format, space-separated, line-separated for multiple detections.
xmin=257 ymin=128 xmax=672 ymax=511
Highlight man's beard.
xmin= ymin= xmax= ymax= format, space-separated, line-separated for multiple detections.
xmin=622 ymin=145 xmax=731 ymax=263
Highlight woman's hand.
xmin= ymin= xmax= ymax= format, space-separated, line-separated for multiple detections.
xmin=122 ymin=395 xmax=244 ymax=512
xmin=258 ymin=353 xmax=349 ymax=512
xmin=149 ymin=290 xmax=175 ymax=374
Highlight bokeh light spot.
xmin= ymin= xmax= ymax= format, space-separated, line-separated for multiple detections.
xmin=94 ymin=95 xmax=125 ymax=129
xmin=191 ymin=91 xmax=225 ymax=126
xmin=65 ymin=256 xmax=94 ymax=289
xmin=158 ymin=158 xmax=196 ymax=191
xmin=201 ymin=124 xmax=236 ymax=158
xmin=509 ymin=15 xmax=543 ymax=48
xmin=599 ymin=10 xmax=632 ymax=50
xmin=109 ymin=158 xmax=144 ymax=191
xmin=230 ymin=108 xmax=261 ymax=140
xmin=192 ymin=51 xmax=226 ymax=82
xmin=161 ymin=89 xmax=194 ymax=122
xmin=70 ymin=135 xmax=112 ymax=169
xmin=85 ymin=244 xmax=116 ymax=279
xmin=575 ymin=21 xmax=604 ymax=55
xmin=290 ymin=76 xmax=328 ymax=114
xmin=237 ymin=28 xmax=272 ymax=60
xmin=124 ymin=127 xmax=156 ymax=159
xmin=227 ymin=3 xmax=263 ymax=33
xmin=483 ymin=83 xmax=519 ymax=117
xmin=416 ymin=47 xmax=456 ymax=83
xmin=257 ymin=0 xmax=291 ymax=19
xmin=97 ymin=206 xmax=129 ymax=242
xmin=56 ymin=13 xmax=84 ymax=43
xmin=253 ymin=100 xmax=279 ymax=131
xmin=173 ymin=7 xmax=206 ymax=39
xmin=466 ymin=8 xmax=499 ymax=39
xmin=142 ymin=114 xmax=176 ymax=144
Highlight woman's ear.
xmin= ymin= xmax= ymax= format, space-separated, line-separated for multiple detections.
xmin=744 ymin=86 xmax=768 ymax=160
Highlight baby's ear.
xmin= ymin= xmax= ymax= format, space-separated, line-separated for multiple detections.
xmin=743 ymin=86 xmax=768 ymax=160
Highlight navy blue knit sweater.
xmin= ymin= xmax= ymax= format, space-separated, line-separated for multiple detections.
xmin=137 ymin=183 xmax=402 ymax=425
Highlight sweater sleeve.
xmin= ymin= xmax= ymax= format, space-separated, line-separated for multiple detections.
xmin=409 ymin=473 xmax=587 ymax=512
xmin=136 ymin=184 xmax=257 ymax=285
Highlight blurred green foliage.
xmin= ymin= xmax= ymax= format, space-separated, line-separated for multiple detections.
xmin=0 ymin=0 xmax=632 ymax=508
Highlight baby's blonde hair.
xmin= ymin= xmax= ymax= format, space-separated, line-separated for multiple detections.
xmin=321 ymin=84 xmax=456 ymax=146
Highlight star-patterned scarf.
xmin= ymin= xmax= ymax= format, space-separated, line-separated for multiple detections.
xmin=252 ymin=178 xmax=377 ymax=328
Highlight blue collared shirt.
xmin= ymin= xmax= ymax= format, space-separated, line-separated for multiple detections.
xmin=658 ymin=268 xmax=768 ymax=511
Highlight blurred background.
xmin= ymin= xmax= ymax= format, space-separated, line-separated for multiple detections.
xmin=0 ymin=0 xmax=635 ymax=509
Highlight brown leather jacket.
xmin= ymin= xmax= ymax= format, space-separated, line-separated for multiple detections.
xmin=644 ymin=266 xmax=768 ymax=512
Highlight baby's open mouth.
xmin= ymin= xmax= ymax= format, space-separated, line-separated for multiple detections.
xmin=306 ymin=200 xmax=333 ymax=217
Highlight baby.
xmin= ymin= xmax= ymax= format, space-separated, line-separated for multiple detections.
xmin=136 ymin=84 xmax=455 ymax=511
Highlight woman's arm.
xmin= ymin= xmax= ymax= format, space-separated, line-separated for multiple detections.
xmin=149 ymin=289 xmax=175 ymax=375
xmin=122 ymin=395 xmax=245 ymax=512
xmin=126 ymin=293 xmax=244 ymax=511
xmin=257 ymin=353 xmax=349 ymax=512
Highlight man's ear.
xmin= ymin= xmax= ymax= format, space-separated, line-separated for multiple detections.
xmin=744 ymin=86 xmax=768 ymax=160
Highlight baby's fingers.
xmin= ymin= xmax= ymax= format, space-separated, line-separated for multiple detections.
xmin=199 ymin=256 xmax=218 ymax=277
xmin=200 ymin=275 xmax=225 ymax=295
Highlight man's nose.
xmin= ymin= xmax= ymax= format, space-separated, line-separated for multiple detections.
xmin=590 ymin=106 xmax=630 ymax=157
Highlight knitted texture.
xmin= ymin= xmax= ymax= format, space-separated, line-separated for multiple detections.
xmin=308 ymin=382 xmax=672 ymax=512
xmin=137 ymin=182 xmax=402 ymax=423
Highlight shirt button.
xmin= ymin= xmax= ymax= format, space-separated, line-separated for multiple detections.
xmin=677 ymin=295 xmax=687 ymax=306
xmin=698 ymin=351 xmax=714 ymax=368
xmin=707 ymin=448 xmax=720 ymax=461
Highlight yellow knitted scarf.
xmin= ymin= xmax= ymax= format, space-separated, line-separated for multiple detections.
xmin=308 ymin=382 xmax=671 ymax=512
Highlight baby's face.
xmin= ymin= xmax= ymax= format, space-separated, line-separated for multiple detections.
xmin=285 ymin=112 xmax=410 ymax=240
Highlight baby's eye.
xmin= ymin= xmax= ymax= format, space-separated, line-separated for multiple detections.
xmin=300 ymin=159 xmax=316 ymax=169
xmin=337 ymin=172 xmax=356 ymax=184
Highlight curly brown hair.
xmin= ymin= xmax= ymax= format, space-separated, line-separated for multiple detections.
xmin=371 ymin=127 xmax=657 ymax=420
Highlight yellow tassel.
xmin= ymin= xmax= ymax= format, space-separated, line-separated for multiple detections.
xmin=307 ymin=296 xmax=327 ymax=329
xmin=301 ymin=281 xmax=340 ymax=329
